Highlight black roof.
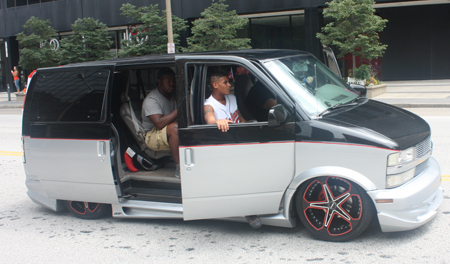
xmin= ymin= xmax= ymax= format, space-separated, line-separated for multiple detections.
xmin=40 ymin=49 xmax=312 ymax=71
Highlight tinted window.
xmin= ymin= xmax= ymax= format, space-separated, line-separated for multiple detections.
xmin=7 ymin=0 xmax=15 ymax=8
xmin=16 ymin=0 xmax=27 ymax=6
xmin=30 ymin=69 xmax=110 ymax=122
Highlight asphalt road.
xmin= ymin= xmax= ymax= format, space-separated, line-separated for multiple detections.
xmin=1 ymin=108 xmax=449 ymax=263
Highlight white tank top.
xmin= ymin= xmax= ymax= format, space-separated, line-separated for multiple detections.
xmin=205 ymin=94 xmax=240 ymax=123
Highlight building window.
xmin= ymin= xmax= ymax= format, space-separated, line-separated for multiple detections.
xmin=237 ymin=14 xmax=306 ymax=51
xmin=7 ymin=0 xmax=57 ymax=8
xmin=0 ymin=40 xmax=5 ymax=89
xmin=109 ymin=30 xmax=126 ymax=50
xmin=291 ymin=15 xmax=306 ymax=51
xmin=251 ymin=16 xmax=291 ymax=49
xmin=16 ymin=0 xmax=28 ymax=6
xmin=7 ymin=0 xmax=15 ymax=8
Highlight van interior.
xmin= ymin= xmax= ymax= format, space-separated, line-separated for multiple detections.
xmin=111 ymin=65 xmax=181 ymax=203
xmin=111 ymin=63 xmax=276 ymax=203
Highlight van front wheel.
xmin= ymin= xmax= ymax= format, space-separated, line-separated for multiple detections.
xmin=296 ymin=176 xmax=375 ymax=242
xmin=64 ymin=201 xmax=111 ymax=219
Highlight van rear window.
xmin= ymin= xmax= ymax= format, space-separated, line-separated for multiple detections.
xmin=29 ymin=69 xmax=110 ymax=123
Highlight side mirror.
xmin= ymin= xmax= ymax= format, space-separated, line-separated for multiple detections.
xmin=268 ymin=104 xmax=288 ymax=127
xmin=349 ymin=84 xmax=367 ymax=97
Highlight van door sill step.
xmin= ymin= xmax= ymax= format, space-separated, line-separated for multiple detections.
xmin=126 ymin=194 xmax=182 ymax=204
xmin=123 ymin=187 xmax=181 ymax=198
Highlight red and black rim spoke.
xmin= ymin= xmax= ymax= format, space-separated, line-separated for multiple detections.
xmin=69 ymin=201 xmax=100 ymax=215
xmin=302 ymin=177 xmax=363 ymax=236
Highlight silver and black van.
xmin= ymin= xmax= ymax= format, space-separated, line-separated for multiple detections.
xmin=22 ymin=50 xmax=443 ymax=241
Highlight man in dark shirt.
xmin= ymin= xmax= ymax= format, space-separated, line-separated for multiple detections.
xmin=244 ymin=80 xmax=277 ymax=122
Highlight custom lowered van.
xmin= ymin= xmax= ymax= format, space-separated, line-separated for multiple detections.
xmin=22 ymin=50 xmax=443 ymax=242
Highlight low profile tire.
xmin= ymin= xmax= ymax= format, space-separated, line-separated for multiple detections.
xmin=64 ymin=201 xmax=111 ymax=219
xmin=296 ymin=176 xmax=375 ymax=242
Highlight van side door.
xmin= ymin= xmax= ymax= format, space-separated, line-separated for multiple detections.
xmin=175 ymin=56 xmax=296 ymax=220
xmin=22 ymin=65 xmax=117 ymax=203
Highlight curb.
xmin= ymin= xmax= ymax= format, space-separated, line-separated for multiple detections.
xmin=385 ymin=83 xmax=450 ymax=87
xmin=389 ymin=103 xmax=450 ymax=108
xmin=0 ymin=103 xmax=23 ymax=109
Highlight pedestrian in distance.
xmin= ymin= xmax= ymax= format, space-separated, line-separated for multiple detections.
xmin=11 ymin=66 xmax=20 ymax=93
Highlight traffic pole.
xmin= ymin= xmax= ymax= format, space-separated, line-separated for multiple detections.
xmin=165 ymin=0 xmax=175 ymax=54
xmin=7 ymin=84 xmax=11 ymax=101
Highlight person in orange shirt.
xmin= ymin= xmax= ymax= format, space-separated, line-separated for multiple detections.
xmin=11 ymin=66 xmax=20 ymax=92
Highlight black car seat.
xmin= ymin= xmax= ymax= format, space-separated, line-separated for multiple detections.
xmin=234 ymin=73 xmax=256 ymax=121
xmin=119 ymin=84 xmax=172 ymax=160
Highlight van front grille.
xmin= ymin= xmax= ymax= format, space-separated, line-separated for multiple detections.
xmin=416 ymin=137 xmax=431 ymax=158
xmin=415 ymin=158 xmax=429 ymax=177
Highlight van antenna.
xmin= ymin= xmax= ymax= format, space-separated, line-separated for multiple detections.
xmin=314 ymin=64 xmax=317 ymax=91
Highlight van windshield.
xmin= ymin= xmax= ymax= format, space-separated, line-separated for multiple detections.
xmin=263 ymin=55 xmax=359 ymax=118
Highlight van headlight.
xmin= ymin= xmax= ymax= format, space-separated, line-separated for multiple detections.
xmin=386 ymin=147 xmax=417 ymax=188
xmin=386 ymin=167 xmax=416 ymax=188
xmin=387 ymin=147 xmax=415 ymax=166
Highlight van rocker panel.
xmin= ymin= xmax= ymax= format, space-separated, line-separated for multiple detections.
xmin=40 ymin=180 xmax=118 ymax=204
xmin=182 ymin=192 xmax=284 ymax=220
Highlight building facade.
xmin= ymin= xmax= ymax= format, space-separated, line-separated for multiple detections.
xmin=1 ymin=0 xmax=449 ymax=90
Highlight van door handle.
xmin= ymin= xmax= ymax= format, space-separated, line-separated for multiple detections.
xmin=185 ymin=148 xmax=194 ymax=166
xmin=98 ymin=141 xmax=106 ymax=157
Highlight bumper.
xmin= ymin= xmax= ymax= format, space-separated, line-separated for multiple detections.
xmin=26 ymin=179 xmax=59 ymax=212
xmin=367 ymin=157 xmax=443 ymax=232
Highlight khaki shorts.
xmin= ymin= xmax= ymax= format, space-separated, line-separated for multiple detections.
xmin=145 ymin=127 xmax=170 ymax=151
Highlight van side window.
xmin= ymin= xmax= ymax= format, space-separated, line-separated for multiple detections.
xmin=30 ymin=69 xmax=110 ymax=122
xmin=128 ymin=68 xmax=159 ymax=99
xmin=198 ymin=64 xmax=278 ymax=123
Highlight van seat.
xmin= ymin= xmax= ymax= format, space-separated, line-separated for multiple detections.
xmin=234 ymin=74 xmax=256 ymax=121
xmin=120 ymin=89 xmax=172 ymax=160
xmin=121 ymin=168 xmax=181 ymax=183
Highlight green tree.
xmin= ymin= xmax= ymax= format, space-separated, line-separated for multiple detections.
xmin=316 ymin=0 xmax=388 ymax=72
xmin=185 ymin=0 xmax=251 ymax=52
xmin=16 ymin=16 xmax=60 ymax=71
xmin=60 ymin=17 xmax=112 ymax=64
xmin=119 ymin=3 xmax=187 ymax=57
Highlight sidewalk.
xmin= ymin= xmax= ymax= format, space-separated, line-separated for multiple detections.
xmin=0 ymin=90 xmax=24 ymax=109
xmin=372 ymin=79 xmax=450 ymax=108
xmin=1 ymin=79 xmax=450 ymax=109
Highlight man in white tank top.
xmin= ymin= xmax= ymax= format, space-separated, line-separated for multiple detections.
xmin=204 ymin=71 xmax=246 ymax=132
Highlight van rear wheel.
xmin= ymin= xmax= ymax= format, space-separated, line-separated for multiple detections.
xmin=296 ymin=176 xmax=375 ymax=242
xmin=64 ymin=201 xmax=111 ymax=219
